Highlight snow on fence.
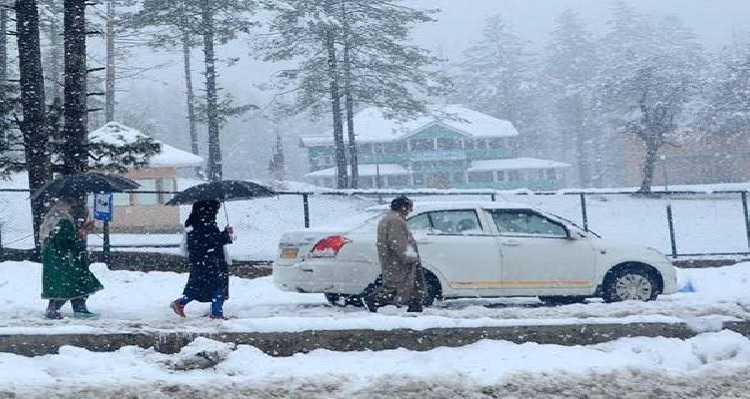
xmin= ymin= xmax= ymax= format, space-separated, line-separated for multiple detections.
xmin=0 ymin=188 xmax=749 ymax=262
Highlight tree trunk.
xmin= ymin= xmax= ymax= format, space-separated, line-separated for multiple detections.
xmin=48 ymin=15 xmax=62 ymax=102
xmin=200 ymin=0 xmax=221 ymax=181
xmin=16 ymin=0 xmax=52 ymax=255
xmin=181 ymin=26 xmax=201 ymax=178
xmin=638 ymin=140 xmax=659 ymax=194
xmin=326 ymin=27 xmax=348 ymax=189
xmin=0 ymin=6 xmax=7 ymax=146
xmin=63 ymin=0 xmax=88 ymax=175
xmin=0 ymin=7 xmax=6 ymax=100
xmin=341 ymin=1 xmax=358 ymax=189
xmin=575 ymin=99 xmax=590 ymax=188
xmin=104 ymin=0 xmax=115 ymax=122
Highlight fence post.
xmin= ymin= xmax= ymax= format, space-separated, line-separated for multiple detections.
xmin=303 ymin=193 xmax=310 ymax=228
xmin=742 ymin=191 xmax=750 ymax=252
xmin=491 ymin=192 xmax=497 ymax=202
xmin=103 ymin=220 xmax=111 ymax=264
xmin=666 ymin=204 xmax=677 ymax=259
xmin=0 ymin=224 xmax=3 ymax=259
xmin=579 ymin=193 xmax=589 ymax=231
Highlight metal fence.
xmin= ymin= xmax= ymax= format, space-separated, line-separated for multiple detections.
xmin=1 ymin=188 xmax=749 ymax=261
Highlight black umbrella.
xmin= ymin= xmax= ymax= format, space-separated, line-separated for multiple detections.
xmin=165 ymin=180 xmax=276 ymax=206
xmin=30 ymin=172 xmax=140 ymax=202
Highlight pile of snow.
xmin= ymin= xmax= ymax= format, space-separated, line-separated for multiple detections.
xmin=2 ymin=331 xmax=750 ymax=396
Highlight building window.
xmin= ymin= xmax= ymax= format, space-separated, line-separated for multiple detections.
xmin=388 ymin=175 xmax=410 ymax=187
xmin=372 ymin=143 xmax=383 ymax=154
xmin=475 ymin=139 xmax=487 ymax=150
xmin=383 ymin=142 xmax=405 ymax=154
xmin=358 ymin=143 xmax=373 ymax=155
xmin=508 ymin=171 xmax=520 ymax=181
xmin=134 ymin=179 xmax=159 ymax=206
xmin=359 ymin=176 xmax=374 ymax=189
xmin=319 ymin=156 xmax=333 ymax=167
xmin=488 ymin=138 xmax=505 ymax=149
xmin=437 ymin=137 xmax=461 ymax=150
xmin=468 ymin=171 xmax=493 ymax=182
xmin=410 ymin=138 xmax=434 ymax=151
xmin=464 ymin=139 xmax=474 ymax=149
xmin=545 ymin=168 xmax=557 ymax=180
xmin=413 ymin=173 xmax=424 ymax=185
xmin=113 ymin=193 xmax=131 ymax=207
xmin=161 ymin=177 xmax=176 ymax=204
xmin=496 ymin=171 xmax=506 ymax=181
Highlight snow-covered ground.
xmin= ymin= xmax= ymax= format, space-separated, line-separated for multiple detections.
xmin=0 ymin=260 xmax=747 ymax=335
xmin=3 ymin=261 xmax=750 ymax=396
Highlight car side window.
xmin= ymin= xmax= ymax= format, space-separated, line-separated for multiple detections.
xmin=426 ymin=210 xmax=483 ymax=235
xmin=407 ymin=213 xmax=432 ymax=231
xmin=490 ymin=209 xmax=567 ymax=238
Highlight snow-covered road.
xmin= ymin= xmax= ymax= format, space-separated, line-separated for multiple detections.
xmin=1 ymin=261 xmax=749 ymax=334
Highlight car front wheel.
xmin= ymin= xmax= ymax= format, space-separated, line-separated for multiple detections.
xmin=602 ymin=267 xmax=658 ymax=302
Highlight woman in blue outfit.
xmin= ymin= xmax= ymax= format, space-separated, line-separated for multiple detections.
xmin=170 ymin=200 xmax=234 ymax=319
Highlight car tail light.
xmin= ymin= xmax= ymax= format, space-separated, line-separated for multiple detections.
xmin=309 ymin=235 xmax=351 ymax=258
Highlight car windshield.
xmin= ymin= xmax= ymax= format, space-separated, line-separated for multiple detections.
xmin=544 ymin=211 xmax=601 ymax=238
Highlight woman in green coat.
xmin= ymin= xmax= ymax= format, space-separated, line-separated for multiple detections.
xmin=40 ymin=197 xmax=103 ymax=319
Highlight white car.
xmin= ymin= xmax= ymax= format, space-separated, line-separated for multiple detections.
xmin=273 ymin=201 xmax=678 ymax=306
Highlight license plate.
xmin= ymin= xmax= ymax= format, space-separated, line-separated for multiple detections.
xmin=280 ymin=247 xmax=299 ymax=259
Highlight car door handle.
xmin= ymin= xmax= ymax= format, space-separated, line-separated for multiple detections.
xmin=501 ymin=239 xmax=520 ymax=247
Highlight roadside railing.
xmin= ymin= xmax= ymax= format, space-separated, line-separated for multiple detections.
xmin=1 ymin=188 xmax=748 ymax=261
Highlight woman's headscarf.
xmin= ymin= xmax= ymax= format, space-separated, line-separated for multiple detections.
xmin=39 ymin=198 xmax=76 ymax=245
xmin=185 ymin=200 xmax=221 ymax=228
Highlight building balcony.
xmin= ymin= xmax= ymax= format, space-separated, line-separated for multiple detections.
xmin=409 ymin=150 xmax=466 ymax=162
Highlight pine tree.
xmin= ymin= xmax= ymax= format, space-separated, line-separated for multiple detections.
xmin=129 ymin=0 xmax=257 ymax=181
xmin=452 ymin=14 xmax=545 ymax=158
xmin=543 ymin=9 xmax=598 ymax=187
xmin=259 ymin=0 xmax=448 ymax=188
xmin=454 ymin=15 xmax=533 ymax=124
xmin=16 ymin=0 xmax=52 ymax=254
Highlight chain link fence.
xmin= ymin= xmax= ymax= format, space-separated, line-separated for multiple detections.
xmin=1 ymin=188 xmax=748 ymax=262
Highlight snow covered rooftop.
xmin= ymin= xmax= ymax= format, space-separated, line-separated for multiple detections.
xmin=305 ymin=164 xmax=409 ymax=178
xmin=90 ymin=122 xmax=203 ymax=168
xmin=300 ymin=105 xmax=519 ymax=147
xmin=469 ymin=158 xmax=571 ymax=171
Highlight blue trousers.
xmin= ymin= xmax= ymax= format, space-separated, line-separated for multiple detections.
xmin=178 ymin=287 xmax=224 ymax=316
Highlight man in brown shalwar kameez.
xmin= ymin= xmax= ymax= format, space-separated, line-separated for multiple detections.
xmin=363 ymin=195 xmax=426 ymax=313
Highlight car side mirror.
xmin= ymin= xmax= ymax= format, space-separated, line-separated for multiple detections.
xmin=567 ymin=230 xmax=585 ymax=240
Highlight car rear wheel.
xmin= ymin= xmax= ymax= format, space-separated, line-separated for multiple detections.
xmin=358 ymin=271 xmax=442 ymax=308
xmin=538 ymin=296 xmax=587 ymax=305
xmin=602 ymin=267 xmax=658 ymax=302
xmin=324 ymin=293 xmax=364 ymax=307
xmin=423 ymin=271 xmax=442 ymax=307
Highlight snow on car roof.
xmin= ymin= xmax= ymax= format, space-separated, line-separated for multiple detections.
xmin=365 ymin=201 xmax=535 ymax=212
